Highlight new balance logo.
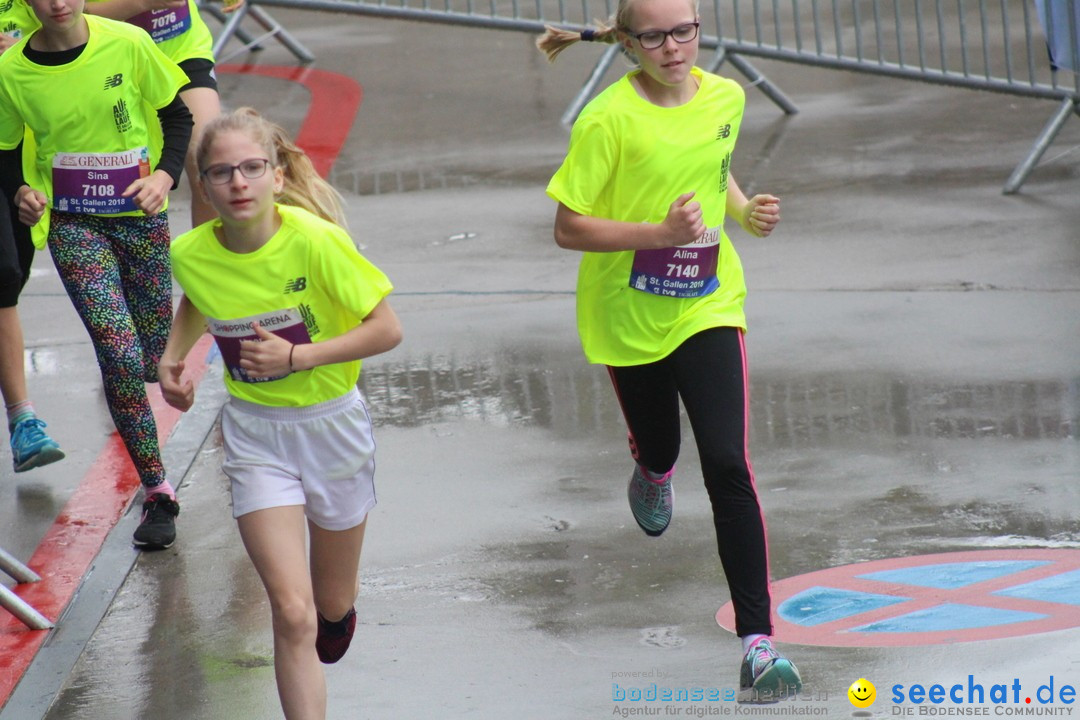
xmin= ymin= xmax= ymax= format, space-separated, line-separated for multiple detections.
xmin=716 ymin=123 xmax=731 ymax=140
xmin=104 ymin=73 xmax=123 ymax=89
xmin=284 ymin=277 xmax=307 ymax=293
xmin=113 ymin=99 xmax=131 ymax=133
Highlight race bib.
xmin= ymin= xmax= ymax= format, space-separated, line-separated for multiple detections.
xmin=629 ymin=227 xmax=721 ymax=298
xmin=207 ymin=308 xmax=313 ymax=384
xmin=128 ymin=3 xmax=192 ymax=43
xmin=52 ymin=148 xmax=150 ymax=215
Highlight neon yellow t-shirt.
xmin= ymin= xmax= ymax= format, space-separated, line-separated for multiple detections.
xmin=0 ymin=0 xmax=40 ymax=197
xmin=0 ymin=15 xmax=188 ymax=245
xmin=0 ymin=0 xmax=39 ymax=41
xmin=546 ymin=67 xmax=747 ymax=367
xmin=171 ymin=204 xmax=394 ymax=408
xmin=87 ymin=0 xmax=214 ymax=63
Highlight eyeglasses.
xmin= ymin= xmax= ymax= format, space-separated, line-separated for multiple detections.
xmin=200 ymin=158 xmax=272 ymax=185
xmin=628 ymin=21 xmax=699 ymax=50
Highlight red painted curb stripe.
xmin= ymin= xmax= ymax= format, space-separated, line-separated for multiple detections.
xmin=0 ymin=64 xmax=362 ymax=706
xmin=0 ymin=335 xmax=214 ymax=697
xmin=216 ymin=64 xmax=363 ymax=178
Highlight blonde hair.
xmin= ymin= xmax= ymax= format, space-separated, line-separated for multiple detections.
xmin=535 ymin=0 xmax=698 ymax=62
xmin=535 ymin=19 xmax=621 ymax=62
xmin=196 ymin=107 xmax=348 ymax=229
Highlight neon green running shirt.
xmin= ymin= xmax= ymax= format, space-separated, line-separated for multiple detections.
xmin=0 ymin=15 xmax=188 ymax=245
xmin=0 ymin=0 xmax=39 ymax=41
xmin=87 ymin=0 xmax=215 ymax=63
xmin=546 ymin=67 xmax=748 ymax=367
xmin=171 ymin=204 xmax=394 ymax=407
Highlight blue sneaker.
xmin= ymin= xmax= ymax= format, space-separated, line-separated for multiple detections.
xmin=627 ymin=464 xmax=673 ymax=537
xmin=739 ymin=638 xmax=802 ymax=703
xmin=10 ymin=415 xmax=65 ymax=473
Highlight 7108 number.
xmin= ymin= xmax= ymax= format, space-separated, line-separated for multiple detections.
xmin=81 ymin=184 xmax=116 ymax=197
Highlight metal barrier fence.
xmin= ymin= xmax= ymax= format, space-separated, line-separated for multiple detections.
xmin=0 ymin=547 xmax=53 ymax=631
xmin=209 ymin=0 xmax=1079 ymax=192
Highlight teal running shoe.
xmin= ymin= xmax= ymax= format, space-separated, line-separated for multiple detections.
xmin=627 ymin=464 xmax=673 ymax=537
xmin=10 ymin=415 xmax=65 ymax=473
xmin=739 ymin=638 xmax=802 ymax=703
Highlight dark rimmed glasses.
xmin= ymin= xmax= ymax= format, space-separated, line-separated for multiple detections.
xmin=627 ymin=21 xmax=700 ymax=50
xmin=200 ymin=158 xmax=272 ymax=185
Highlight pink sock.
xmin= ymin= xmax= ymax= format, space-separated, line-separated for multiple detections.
xmin=147 ymin=481 xmax=176 ymax=501
xmin=641 ymin=466 xmax=674 ymax=484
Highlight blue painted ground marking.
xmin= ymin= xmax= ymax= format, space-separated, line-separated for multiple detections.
xmin=995 ymin=568 xmax=1080 ymax=606
xmin=717 ymin=550 xmax=1080 ymax=646
xmin=852 ymin=603 xmax=1048 ymax=633
xmin=858 ymin=561 xmax=1050 ymax=589
xmin=778 ymin=586 xmax=908 ymax=626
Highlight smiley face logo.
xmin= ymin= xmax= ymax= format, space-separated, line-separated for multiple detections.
xmin=848 ymin=678 xmax=876 ymax=708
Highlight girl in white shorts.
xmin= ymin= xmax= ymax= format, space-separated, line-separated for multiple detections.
xmin=158 ymin=107 xmax=401 ymax=720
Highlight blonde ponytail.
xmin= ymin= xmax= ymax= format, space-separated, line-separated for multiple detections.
xmin=536 ymin=21 xmax=620 ymax=62
xmin=537 ymin=0 xmax=701 ymax=62
xmin=266 ymin=122 xmax=348 ymax=230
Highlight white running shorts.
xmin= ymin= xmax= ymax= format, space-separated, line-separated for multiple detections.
xmin=221 ymin=388 xmax=376 ymax=531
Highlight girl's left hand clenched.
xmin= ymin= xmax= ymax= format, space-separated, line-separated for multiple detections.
xmin=742 ymin=194 xmax=780 ymax=238
xmin=239 ymin=323 xmax=293 ymax=378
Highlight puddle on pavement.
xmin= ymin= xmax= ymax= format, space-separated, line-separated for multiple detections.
xmin=478 ymin=530 xmax=724 ymax=638
xmin=361 ymin=350 xmax=1078 ymax=443
xmin=361 ymin=351 xmax=1079 ymax=638
xmin=328 ymin=162 xmax=554 ymax=196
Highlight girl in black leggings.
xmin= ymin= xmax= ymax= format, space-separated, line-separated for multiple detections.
xmin=539 ymin=0 xmax=801 ymax=700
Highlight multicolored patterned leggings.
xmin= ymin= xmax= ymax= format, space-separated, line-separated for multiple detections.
xmin=48 ymin=211 xmax=173 ymax=490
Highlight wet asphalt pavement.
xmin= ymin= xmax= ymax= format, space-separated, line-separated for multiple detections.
xmin=2 ymin=7 xmax=1079 ymax=719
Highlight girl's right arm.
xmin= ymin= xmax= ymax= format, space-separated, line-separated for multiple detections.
xmin=158 ymin=295 xmax=207 ymax=412
xmin=553 ymin=193 xmax=705 ymax=252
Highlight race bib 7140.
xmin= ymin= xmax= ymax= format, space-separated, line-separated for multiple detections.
xmin=629 ymin=227 xmax=721 ymax=299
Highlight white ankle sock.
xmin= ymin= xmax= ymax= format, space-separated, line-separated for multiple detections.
xmin=6 ymin=400 xmax=34 ymax=429
xmin=742 ymin=634 xmax=769 ymax=653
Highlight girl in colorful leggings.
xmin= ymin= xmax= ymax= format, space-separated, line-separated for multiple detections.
xmin=0 ymin=0 xmax=193 ymax=549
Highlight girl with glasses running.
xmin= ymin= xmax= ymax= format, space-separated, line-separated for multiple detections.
xmin=0 ymin=0 xmax=192 ymax=549
xmin=159 ymin=107 xmax=401 ymax=720
xmin=538 ymin=0 xmax=801 ymax=701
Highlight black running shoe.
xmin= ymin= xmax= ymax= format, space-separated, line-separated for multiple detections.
xmin=132 ymin=494 xmax=180 ymax=550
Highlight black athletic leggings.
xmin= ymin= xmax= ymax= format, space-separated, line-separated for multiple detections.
xmin=607 ymin=326 xmax=772 ymax=637
xmin=0 ymin=188 xmax=34 ymax=308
